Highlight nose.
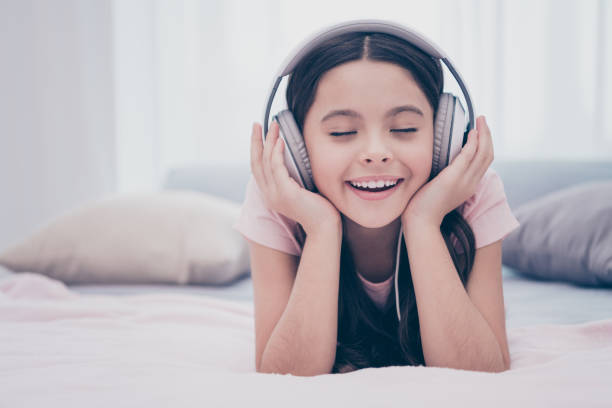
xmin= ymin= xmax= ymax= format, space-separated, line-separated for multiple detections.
xmin=360 ymin=152 xmax=391 ymax=163
xmin=359 ymin=137 xmax=393 ymax=164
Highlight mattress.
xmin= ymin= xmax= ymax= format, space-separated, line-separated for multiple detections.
xmin=1 ymin=264 xmax=611 ymax=407
xmin=2 ymin=265 xmax=609 ymax=329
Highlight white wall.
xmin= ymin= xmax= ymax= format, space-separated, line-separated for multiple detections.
xmin=0 ymin=0 xmax=115 ymax=251
xmin=113 ymin=0 xmax=612 ymax=193
xmin=0 ymin=0 xmax=610 ymax=252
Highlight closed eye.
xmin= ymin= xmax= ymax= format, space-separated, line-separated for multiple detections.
xmin=329 ymin=131 xmax=357 ymax=137
xmin=329 ymin=128 xmax=417 ymax=137
xmin=391 ymin=128 xmax=417 ymax=133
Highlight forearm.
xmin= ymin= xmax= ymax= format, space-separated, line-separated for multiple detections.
xmin=403 ymin=221 xmax=506 ymax=372
xmin=259 ymin=220 xmax=343 ymax=376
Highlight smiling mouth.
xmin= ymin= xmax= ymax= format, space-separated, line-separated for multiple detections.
xmin=345 ymin=179 xmax=404 ymax=192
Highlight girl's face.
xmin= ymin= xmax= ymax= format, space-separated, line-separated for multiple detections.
xmin=303 ymin=59 xmax=435 ymax=228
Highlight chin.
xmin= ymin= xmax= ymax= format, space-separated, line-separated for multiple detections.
xmin=342 ymin=211 xmax=401 ymax=229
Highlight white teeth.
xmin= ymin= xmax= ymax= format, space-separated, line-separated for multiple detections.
xmin=349 ymin=179 xmax=399 ymax=189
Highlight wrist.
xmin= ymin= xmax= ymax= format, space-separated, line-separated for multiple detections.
xmin=401 ymin=213 xmax=441 ymax=235
xmin=401 ymin=218 xmax=441 ymax=253
xmin=402 ymin=211 xmax=444 ymax=230
xmin=303 ymin=215 xmax=342 ymax=238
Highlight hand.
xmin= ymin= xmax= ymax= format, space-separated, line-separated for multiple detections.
xmin=401 ymin=115 xmax=494 ymax=228
xmin=250 ymin=120 xmax=342 ymax=235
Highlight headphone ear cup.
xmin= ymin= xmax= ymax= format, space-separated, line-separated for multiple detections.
xmin=431 ymin=93 xmax=467 ymax=179
xmin=274 ymin=110 xmax=316 ymax=192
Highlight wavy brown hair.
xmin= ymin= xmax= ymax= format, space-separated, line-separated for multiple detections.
xmin=286 ymin=31 xmax=476 ymax=373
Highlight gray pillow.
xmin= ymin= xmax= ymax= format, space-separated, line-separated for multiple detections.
xmin=502 ymin=180 xmax=612 ymax=287
xmin=0 ymin=191 xmax=250 ymax=286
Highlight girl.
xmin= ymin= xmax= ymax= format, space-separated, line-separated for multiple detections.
xmin=234 ymin=29 xmax=520 ymax=376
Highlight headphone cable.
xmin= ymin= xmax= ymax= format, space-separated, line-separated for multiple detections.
xmin=394 ymin=224 xmax=403 ymax=322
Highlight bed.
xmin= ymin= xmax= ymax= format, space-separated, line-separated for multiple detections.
xmin=1 ymin=159 xmax=611 ymax=407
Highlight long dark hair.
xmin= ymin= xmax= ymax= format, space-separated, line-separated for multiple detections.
xmin=286 ymin=32 xmax=477 ymax=373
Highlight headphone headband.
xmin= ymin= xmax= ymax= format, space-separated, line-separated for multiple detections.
xmin=263 ymin=19 xmax=475 ymax=137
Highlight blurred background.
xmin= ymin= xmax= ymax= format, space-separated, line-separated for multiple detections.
xmin=0 ymin=0 xmax=610 ymax=251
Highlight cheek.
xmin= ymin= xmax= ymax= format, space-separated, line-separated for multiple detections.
xmin=304 ymin=141 xmax=343 ymax=190
xmin=422 ymin=142 xmax=434 ymax=175
xmin=309 ymin=148 xmax=346 ymax=187
xmin=400 ymin=141 xmax=433 ymax=172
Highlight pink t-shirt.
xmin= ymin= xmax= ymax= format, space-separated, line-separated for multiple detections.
xmin=232 ymin=167 xmax=520 ymax=309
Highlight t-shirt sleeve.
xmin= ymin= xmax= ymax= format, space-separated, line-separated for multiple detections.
xmin=459 ymin=167 xmax=520 ymax=249
xmin=232 ymin=174 xmax=304 ymax=257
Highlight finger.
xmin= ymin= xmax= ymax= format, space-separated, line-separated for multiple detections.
xmin=262 ymin=121 xmax=280 ymax=196
xmin=260 ymin=121 xmax=272 ymax=169
xmin=472 ymin=117 xmax=493 ymax=169
xmin=250 ymin=122 xmax=267 ymax=188
xmin=476 ymin=116 xmax=494 ymax=167
xmin=458 ymin=127 xmax=479 ymax=168
xmin=270 ymin=135 xmax=293 ymax=191
xmin=481 ymin=116 xmax=494 ymax=160
xmin=450 ymin=127 xmax=479 ymax=190
xmin=466 ymin=116 xmax=493 ymax=181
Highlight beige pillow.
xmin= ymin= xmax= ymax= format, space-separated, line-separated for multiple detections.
xmin=0 ymin=191 xmax=250 ymax=285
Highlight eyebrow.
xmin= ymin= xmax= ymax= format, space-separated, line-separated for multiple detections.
xmin=321 ymin=105 xmax=424 ymax=123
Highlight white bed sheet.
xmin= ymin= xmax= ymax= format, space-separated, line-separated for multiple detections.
xmin=1 ymin=271 xmax=611 ymax=407
xmin=5 ymin=265 xmax=607 ymax=329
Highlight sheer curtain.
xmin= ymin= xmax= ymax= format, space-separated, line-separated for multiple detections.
xmin=0 ymin=0 xmax=116 ymax=250
xmin=112 ymin=0 xmax=612 ymax=193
